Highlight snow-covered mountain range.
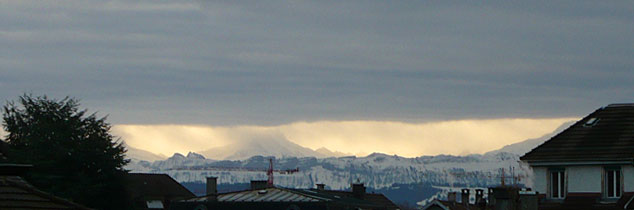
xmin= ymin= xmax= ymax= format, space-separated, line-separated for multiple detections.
xmin=124 ymin=121 xmax=574 ymax=207
xmin=126 ymin=150 xmax=523 ymax=206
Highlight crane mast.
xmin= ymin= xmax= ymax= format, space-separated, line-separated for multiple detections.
xmin=267 ymin=158 xmax=274 ymax=187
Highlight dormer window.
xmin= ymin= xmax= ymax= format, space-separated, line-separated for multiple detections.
xmin=583 ymin=118 xmax=599 ymax=127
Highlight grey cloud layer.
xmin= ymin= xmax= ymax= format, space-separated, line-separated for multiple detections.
xmin=1 ymin=1 xmax=633 ymax=125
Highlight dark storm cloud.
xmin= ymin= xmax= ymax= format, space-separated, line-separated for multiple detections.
xmin=1 ymin=0 xmax=633 ymax=125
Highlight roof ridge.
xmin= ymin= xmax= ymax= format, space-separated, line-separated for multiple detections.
xmin=607 ymin=103 xmax=634 ymax=107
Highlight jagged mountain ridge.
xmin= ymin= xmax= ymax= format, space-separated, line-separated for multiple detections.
xmin=127 ymin=151 xmax=522 ymax=190
xmin=126 ymin=135 xmax=351 ymax=161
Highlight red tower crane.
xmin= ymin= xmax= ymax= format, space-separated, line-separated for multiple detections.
xmin=267 ymin=158 xmax=274 ymax=187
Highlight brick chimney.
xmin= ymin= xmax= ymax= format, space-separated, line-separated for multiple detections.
xmin=351 ymin=183 xmax=366 ymax=199
xmin=519 ymin=189 xmax=538 ymax=210
xmin=488 ymin=188 xmax=496 ymax=207
xmin=206 ymin=177 xmax=217 ymax=195
xmin=447 ymin=192 xmax=457 ymax=203
xmin=316 ymin=184 xmax=325 ymax=191
xmin=475 ymin=189 xmax=484 ymax=204
xmin=491 ymin=186 xmax=520 ymax=210
xmin=461 ymin=189 xmax=470 ymax=206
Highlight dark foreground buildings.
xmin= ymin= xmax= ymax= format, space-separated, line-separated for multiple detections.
xmin=124 ymin=173 xmax=196 ymax=210
xmin=0 ymin=141 xmax=91 ymax=209
xmin=424 ymin=103 xmax=634 ymax=210
xmin=170 ymin=178 xmax=399 ymax=210
xmin=521 ymin=103 xmax=634 ymax=210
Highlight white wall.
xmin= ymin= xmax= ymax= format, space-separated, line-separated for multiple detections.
xmin=533 ymin=165 xmax=634 ymax=195
xmin=532 ymin=167 xmax=547 ymax=194
xmin=624 ymin=165 xmax=634 ymax=192
xmin=567 ymin=166 xmax=602 ymax=193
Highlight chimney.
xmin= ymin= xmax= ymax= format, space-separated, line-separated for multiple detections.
xmin=475 ymin=189 xmax=484 ymax=204
xmin=206 ymin=177 xmax=217 ymax=196
xmin=316 ymin=184 xmax=325 ymax=191
xmin=476 ymin=188 xmax=486 ymax=209
xmin=447 ymin=192 xmax=457 ymax=203
xmin=491 ymin=186 xmax=520 ymax=210
xmin=519 ymin=189 xmax=538 ymax=210
xmin=488 ymin=188 xmax=496 ymax=207
xmin=251 ymin=180 xmax=269 ymax=190
xmin=461 ymin=189 xmax=470 ymax=206
xmin=351 ymin=183 xmax=366 ymax=199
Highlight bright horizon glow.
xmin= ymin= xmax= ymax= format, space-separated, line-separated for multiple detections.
xmin=111 ymin=117 xmax=578 ymax=158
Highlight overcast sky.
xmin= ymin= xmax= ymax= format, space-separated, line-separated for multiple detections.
xmin=1 ymin=1 xmax=633 ymax=156
xmin=2 ymin=0 xmax=632 ymax=125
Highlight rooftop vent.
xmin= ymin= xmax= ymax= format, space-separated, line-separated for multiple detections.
xmin=583 ymin=118 xmax=599 ymax=127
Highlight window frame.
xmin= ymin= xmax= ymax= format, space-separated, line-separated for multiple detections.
xmin=548 ymin=168 xmax=566 ymax=199
xmin=604 ymin=166 xmax=622 ymax=199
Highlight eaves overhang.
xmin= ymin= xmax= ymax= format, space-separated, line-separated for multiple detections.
xmin=522 ymin=158 xmax=634 ymax=167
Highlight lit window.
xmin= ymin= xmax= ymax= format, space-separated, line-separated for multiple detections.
xmin=605 ymin=168 xmax=621 ymax=198
xmin=583 ymin=118 xmax=599 ymax=127
xmin=550 ymin=170 xmax=565 ymax=199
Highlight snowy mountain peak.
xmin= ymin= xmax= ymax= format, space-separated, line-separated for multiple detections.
xmin=170 ymin=153 xmax=185 ymax=159
xmin=367 ymin=152 xmax=390 ymax=157
xmin=186 ymin=152 xmax=206 ymax=160
xmin=199 ymin=134 xmax=324 ymax=160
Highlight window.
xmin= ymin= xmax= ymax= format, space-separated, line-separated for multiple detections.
xmin=146 ymin=200 xmax=164 ymax=209
xmin=550 ymin=170 xmax=565 ymax=199
xmin=605 ymin=168 xmax=621 ymax=198
xmin=583 ymin=118 xmax=599 ymax=127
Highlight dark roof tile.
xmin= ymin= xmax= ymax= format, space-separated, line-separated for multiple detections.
xmin=0 ymin=175 xmax=91 ymax=209
xmin=521 ymin=104 xmax=634 ymax=163
xmin=124 ymin=173 xmax=196 ymax=199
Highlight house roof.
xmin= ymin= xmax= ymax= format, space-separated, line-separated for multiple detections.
xmin=187 ymin=188 xmax=324 ymax=202
xmin=521 ymin=104 xmax=634 ymax=163
xmin=124 ymin=173 xmax=196 ymax=200
xmin=182 ymin=187 xmax=399 ymax=209
xmin=305 ymin=189 xmax=400 ymax=209
xmin=0 ymin=175 xmax=91 ymax=209
xmin=421 ymin=199 xmax=483 ymax=210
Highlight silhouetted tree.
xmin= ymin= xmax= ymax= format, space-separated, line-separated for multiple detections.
xmin=2 ymin=94 xmax=130 ymax=209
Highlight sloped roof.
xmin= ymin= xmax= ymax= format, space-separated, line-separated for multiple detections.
xmin=422 ymin=199 xmax=483 ymax=210
xmin=521 ymin=104 xmax=634 ymax=163
xmin=124 ymin=173 xmax=195 ymax=200
xmin=0 ymin=175 xmax=91 ymax=209
xmin=304 ymin=189 xmax=400 ymax=209
xmin=187 ymin=188 xmax=324 ymax=202
xmin=183 ymin=187 xmax=399 ymax=209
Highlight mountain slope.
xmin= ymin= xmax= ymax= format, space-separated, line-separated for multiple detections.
xmin=125 ymin=144 xmax=167 ymax=161
xmin=485 ymin=120 xmax=575 ymax=156
xmin=315 ymin=147 xmax=351 ymax=157
xmin=199 ymin=136 xmax=325 ymax=160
